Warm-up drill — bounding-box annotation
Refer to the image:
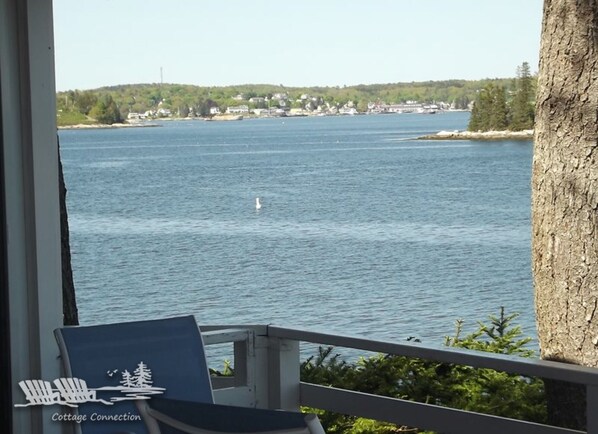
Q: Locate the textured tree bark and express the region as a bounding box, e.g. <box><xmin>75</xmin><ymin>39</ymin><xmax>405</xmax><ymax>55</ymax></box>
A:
<box><xmin>59</xmin><ymin>139</ymin><xmax>79</xmax><ymax>326</ymax></box>
<box><xmin>532</xmin><ymin>0</ymin><xmax>598</xmax><ymax>428</ymax></box>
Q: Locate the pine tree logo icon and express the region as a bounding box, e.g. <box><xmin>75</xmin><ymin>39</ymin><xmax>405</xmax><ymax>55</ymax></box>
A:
<box><xmin>109</xmin><ymin>361</ymin><xmax>164</xmax><ymax>402</ymax></box>
<box><xmin>132</xmin><ymin>362</ymin><xmax>153</xmax><ymax>388</ymax></box>
<box><xmin>119</xmin><ymin>370</ymin><xmax>135</xmax><ymax>388</ymax></box>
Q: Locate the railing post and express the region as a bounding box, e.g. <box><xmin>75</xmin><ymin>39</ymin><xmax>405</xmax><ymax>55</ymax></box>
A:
<box><xmin>252</xmin><ymin>335</ymin><xmax>271</xmax><ymax>409</ymax></box>
<box><xmin>205</xmin><ymin>328</ymin><xmax>259</xmax><ymax>407</ymax></box>
<box><xmin>267</xmin><ymin>337</ymin><xmax>301</xmax><ymax>411</ymax></box>
<box><xmin>233</xmin><ymin>335</ymin><xmax>250</xmax><ymax>389</ymax></box>
<box><xmin>588</xmin><ymin>385</ymin><xmax>598</xmax><ymax>434</ymax></box>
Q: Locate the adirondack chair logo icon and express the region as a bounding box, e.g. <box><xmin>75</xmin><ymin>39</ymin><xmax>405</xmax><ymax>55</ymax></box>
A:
<box><xmin>14</xmin><ymin>361</ymin><xmax>165</xmax><ymax>407</ymax></box>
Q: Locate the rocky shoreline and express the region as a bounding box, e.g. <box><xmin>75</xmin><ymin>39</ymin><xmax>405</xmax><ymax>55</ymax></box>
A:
<box><xmin>419</xmin><ymin>129</ymin><xmax>534</xmax><ymax>141</ymax></box>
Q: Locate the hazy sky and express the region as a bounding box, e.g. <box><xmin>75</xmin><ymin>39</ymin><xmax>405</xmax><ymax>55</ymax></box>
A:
<box><xmin>53</xmin><ymin>1</ymin><xmax>544</xmax><ymax>91</ymax></box>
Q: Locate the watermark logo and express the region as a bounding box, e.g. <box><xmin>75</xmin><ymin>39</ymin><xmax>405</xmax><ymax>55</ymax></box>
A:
<box><xmin>15</xmin><ymin>361</ymin><xmax>164</xmax><ymax>408</ymax></box>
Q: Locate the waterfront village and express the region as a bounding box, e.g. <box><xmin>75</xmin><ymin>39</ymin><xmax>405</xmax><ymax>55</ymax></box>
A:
<box><xmin>125</xmin><ymin>92</ymin><xmax>462</xmax><ymax>122</ymax></box>
<box><xmin>116</xmin><ymin>92</ymin><xmax>534</xmax><ymax>140</ymax></box>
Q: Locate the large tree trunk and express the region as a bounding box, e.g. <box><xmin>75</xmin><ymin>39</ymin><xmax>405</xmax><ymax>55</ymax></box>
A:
<box><xmin>532</xmin><ymin>0</ymin><xmax>598</xmax><ymax>428</ymax></box>
<box><xmin>59</xmin><ymin>138</ymin><xmax>79</xmax><ymax>326</ymax></box>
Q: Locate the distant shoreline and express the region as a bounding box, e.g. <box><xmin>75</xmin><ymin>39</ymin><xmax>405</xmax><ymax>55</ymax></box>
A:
<box><xmin>57</xmin><ymin>122</ymin><xmax>161</xmax><ymax>130</ymax></box>
<box><xmin>419</xmin><ymin>129</ymin><xmax>534</xmax><ymax>141</ymax></box>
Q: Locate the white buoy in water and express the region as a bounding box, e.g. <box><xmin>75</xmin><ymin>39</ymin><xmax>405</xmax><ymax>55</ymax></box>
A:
<box><xmin>255</xmin><ymin>197</ymin><xmax>262</xmax><ymax>210</ymax></box>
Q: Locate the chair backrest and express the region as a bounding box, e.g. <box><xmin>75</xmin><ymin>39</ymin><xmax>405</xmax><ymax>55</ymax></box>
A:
<box><xmin>54</xmin><ymin>315</ymin><xmax>214</xmax><ymax>434</ymax></box>
<box><xmin>16</xmin><ymin>380</ymin><xmax>61</xmax><ymax>406</ymax></box>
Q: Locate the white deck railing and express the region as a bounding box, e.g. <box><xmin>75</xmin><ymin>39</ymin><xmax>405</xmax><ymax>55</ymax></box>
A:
<box><xmin>200</xmin><ymin>325</ymin><xmax>598</xmax><ymax>434</ymax></box>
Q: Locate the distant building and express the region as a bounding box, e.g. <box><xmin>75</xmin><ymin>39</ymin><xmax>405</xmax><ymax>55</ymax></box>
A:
<box><xmin>210</xmin><ymin>107</ymin><xmax>221</xmax><ymax>115</ymax></box>
<box><xmin>157</xmin><ymin>108</ymin><xmax>172</xmax><ymax>117</ymax></box>
<box><xmin>226</xmin><ymin>105</ymin><xmax>249</xmax><ymax>114</ymax></box>
<box><xmin>127</xmin><ymin>112</ymin><xmax>146</xmax><ymax>120</ymax></box>
<box><xmin>366</xmin><ymin>101</ymin><xmax>446</xmax><ymax>114</ymax></box>
<box><xmin>339</xmin><ymin>107</ymin><xmax>358</xmax><ymax>115</ymax></box>
<box><xmin>387</xmin><ymin>103</ymin><xmax>423</xmax><ymax>113</ymax></box>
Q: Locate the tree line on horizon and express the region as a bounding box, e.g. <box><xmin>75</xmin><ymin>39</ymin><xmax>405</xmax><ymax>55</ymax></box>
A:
<box><xmin>55</xmin><ymin>70</ymin><xmax>536</xmax><ymax>126</ymax></box>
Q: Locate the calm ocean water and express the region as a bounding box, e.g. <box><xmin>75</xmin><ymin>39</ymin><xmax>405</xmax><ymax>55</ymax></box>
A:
<box><xmin>59</xmin><ymin>112</ymin><xmax>536</xmax><ymax>349</ymax></box>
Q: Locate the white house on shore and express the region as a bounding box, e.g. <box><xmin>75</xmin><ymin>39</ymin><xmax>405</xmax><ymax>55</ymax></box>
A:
<box><xmin>226</xmin><ymin>105</ymin><xmax>250</xmax><ymax>115</ymax></box>
<box><xmin>127</xmin><ymin>112</ymin><xmax>147</xmax><ymax>120</ymax></box>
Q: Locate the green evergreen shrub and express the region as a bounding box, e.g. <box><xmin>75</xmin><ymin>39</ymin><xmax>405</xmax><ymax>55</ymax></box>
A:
<box><xmin>210</xmin><ymin>309</ymin><xmax>545</xmax><ymax>433</ymax></box>
<box><xmin>300</xmin><ymin>308</ymin><xmax>546</xmax><ymax>433</ymax></box>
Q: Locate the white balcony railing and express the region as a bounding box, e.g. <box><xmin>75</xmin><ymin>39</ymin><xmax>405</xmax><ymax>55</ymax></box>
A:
<box><xmin>200</xmin><ymin>325</ymin><xmax>597</xmax><ymax>434</ymax></box>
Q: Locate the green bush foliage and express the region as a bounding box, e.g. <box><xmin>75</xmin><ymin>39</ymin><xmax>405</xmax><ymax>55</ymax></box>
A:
<box><xmin>300</xmin><ymin>308</ymin><xmax>546</xmax><ymax>433</ymax></box>
<box><xmin>56</xmin><ymin>109</ymin><xmax>94</xmax><ymax>126</ymax></box>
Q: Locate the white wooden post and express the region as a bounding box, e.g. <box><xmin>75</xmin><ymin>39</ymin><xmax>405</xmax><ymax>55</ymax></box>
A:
<box><xmin>267</xmin><ymin>337</ymin><xmax>300</xmax><ymax>411</ymax></box>
<box><xmin>252</xmin><ymin>335</ymin><xmax>271</xmax><ymax>409</ymax></box>
<box><xmin>1</xmin><ymin>0</ymin><xmax>62</xmax><ymax>432</ymax></box>
<box><xmin>206</xmin><ymin>328</ymin><xmax>259</xmax><ymax>408</ymax></box>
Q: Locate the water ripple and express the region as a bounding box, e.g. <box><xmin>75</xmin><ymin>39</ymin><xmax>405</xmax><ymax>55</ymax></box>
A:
<box><xmin>70</xmin><ymin>214</ymin><xmax>528</xmax><ymax>247</ymax></box>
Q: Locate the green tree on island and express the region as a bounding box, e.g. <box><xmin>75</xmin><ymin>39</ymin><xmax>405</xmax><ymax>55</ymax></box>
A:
<box><xmin>468</xmin><ymin>62</ymin><xmax>535</xmax><ymax>132</ymax></box>
<box><xmin>89</xmin><ymin>93</ymin><xmax>123</xmax><ymax>124</ymax></box>
<box><xmin>73</xmin><ymin>90</ymin><xmax>98</xmax><ymax>115</ymax></box>
<box><xmin>468</xmin><ymin>83</ymin><xmax>508</xmax><ymax>131</ymax></box>
<box><xmin>510</xmin><ymin>61</ymin><xmax>535</xmax><ymax>130</ymax></box>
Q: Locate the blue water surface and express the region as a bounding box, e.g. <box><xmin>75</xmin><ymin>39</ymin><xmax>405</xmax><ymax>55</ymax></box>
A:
<box><xmin>59</xmin><ymin>112</ymin><xmax>535</xmax><ymax>349</ymax></box>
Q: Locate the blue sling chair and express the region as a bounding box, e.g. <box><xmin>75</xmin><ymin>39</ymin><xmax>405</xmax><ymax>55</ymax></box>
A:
<box><xmin>54</xmin><ymin>315</ymin><xmax>325</xmax><ymax>434</ymax></box>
